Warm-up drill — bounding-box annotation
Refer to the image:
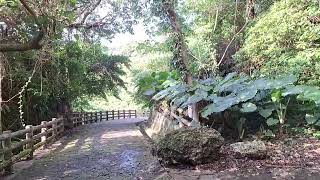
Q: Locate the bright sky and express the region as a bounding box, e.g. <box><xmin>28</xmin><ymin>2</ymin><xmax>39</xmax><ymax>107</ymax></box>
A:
<box><xmin>101</xmin><ymin>23</ymin><xmax>149</xmax><ymax>53</ymax></box>
<box><xmin>96</xmin><ymin>2</ymin><xmax>149</xmax><ymax>53</ymax></box>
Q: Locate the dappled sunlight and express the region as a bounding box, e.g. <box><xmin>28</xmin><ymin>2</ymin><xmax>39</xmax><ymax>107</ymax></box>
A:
<box><xmin>60</xmin><ymin>139</ymin><xmax>79</xmax><ymax>152</ymax></box>
<box><xmin>80</xmin><ymin>137</ymin><xmax>93</xmax><ymax>151</ymax></box>
<box><xmin>35</xmin><ymin>177</ymin><xmax>49</xmax><ymax>180</ymax></box>
<box><xmin>100</xmin><ymin>130</ymin><xmax>142</xmax><ymax>139</ymax></box>
<box><xmin>312</xmin><ymin>148</ymin><xmax>320</xmax><ymax>155</ymax></box>
<box><xmin>63</xmin><ymin>169</ymin><xmax>80</xmax><ymax>176</ymax></box>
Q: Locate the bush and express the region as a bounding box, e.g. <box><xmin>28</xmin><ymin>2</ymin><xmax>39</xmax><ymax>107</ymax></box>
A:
<box><xmin>236</xmin><ymin>0</ymin><xmax>320</xmax><ymax>85</ymax></box>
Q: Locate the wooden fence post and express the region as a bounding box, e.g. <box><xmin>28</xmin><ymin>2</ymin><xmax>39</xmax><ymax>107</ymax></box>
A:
<box><xmin>3</xmin><ymin>130</ymin><xmax>12</xmax><ymax>174</ymax></box>
<box><xmin>117</xmin><ymin>110</ymin><xmax>120</xmax><ymax>119</ymax></box>
<box><xmin>135</xmin><ymin>110</ymin><xmax>137</xmax><ymax>118</ymax></box>
<box><xmin>100</xmin><ymin>111</ymin><xmax>103</xmax><ymax>122</ymax></box>
<box><xmin>106</xmin><ymin>111</ymin><xmax>108</xmax><ymax>121</ymax></box>
<box><xmin>25</xmin><ymin>125</ymin><xmax>34</xmax><ymax>160</ymax></box>
<box><xmin>73</xmin><ymin>114</ymin><xmax>77</xmax><ymax>127</ymax></box>
<box><xmin>52</xmin><ymin>118</ymin><xmax>58</xmax><ymax>139</ymax></box>
<box><xmin>71</xmin><ymin>113</ymin><xmax>75</xmax><ymax>127</ymax></box>
<box><xmin>61</xmin><ymin>118</ymin><xmax>65</xmax><ymax>133</ymax></box>
<box><xmin>82</xmin><ymin>112</ymin><xmax>86</xmax><ymax>125</ymax></box>
<box><xmin>123</xmin><ymin>110</ymin><xmax>125</xmax><ymax>119</ymax></box>
<box><xmin>90</xmin><ymin>112</ymin><xmax>93</xmax><ymax>123</ymax></box>
<box><xmin>95</xmin><ymin>112</ymin><xmax>98</xmax><ymax>122</ymax></box>
<box><xmin>112</xmin><ymin>110</ymin><xmax>114</xmax><ymax>120</ymax></box>
<box><xmin>41</xmin><ymin>121</ymin><xmax>47</xmax><ymax>149</ymax></box>
<box><xmin>75</xmin><ymin>113</ymin><xmax>78</xmax><ymax>126</ymax></box>
<box><xmin>79</xmin><ymin>113</ymin><xmax>82</xmax><ymax>126</ymax></box>
<box><xmin>86</xmin><ymin>112</ymin><xmax>89</xmax><ymax>124</ymax></box>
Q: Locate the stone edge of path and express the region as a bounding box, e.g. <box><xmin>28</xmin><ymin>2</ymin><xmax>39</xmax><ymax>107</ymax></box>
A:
<box><xmin>135</xmin><ymin>121</ymin><xmax>175</xmax><ymax>180</ymax></box>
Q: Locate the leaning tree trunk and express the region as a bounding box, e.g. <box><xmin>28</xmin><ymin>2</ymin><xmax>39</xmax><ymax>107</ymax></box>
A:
<box><xmin>0</xmin><ymin>53</ymin><xmax>3</xmax><ymax>133</ymax></box>
<box><xmin>247</xmin><ymin>0</ymin><xmax>255</xmax><ymax>20</ymax></box>
<box><xmin>0</xmin><ymin>53</ymin><xmax>3</xmax><ymax>162</ymax></box>
<box><xmin>163</xmin><ymin>1</ymin><xmax>200</xmax><ymax>124</ymax></box>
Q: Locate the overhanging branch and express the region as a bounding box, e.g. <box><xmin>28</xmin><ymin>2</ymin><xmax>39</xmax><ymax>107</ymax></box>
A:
<box><xmin>0</xmin><ymin>0</ymin><xmax>44</xmax><ymax>52</ymax></box>
<box><xmin>0</xmin><ymin>31</ymin><xmax>44</xmax><ymax>52</ymax></box>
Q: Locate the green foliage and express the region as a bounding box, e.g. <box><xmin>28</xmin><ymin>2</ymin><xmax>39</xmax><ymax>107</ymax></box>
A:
<box><xmin>133</xmin><ymin>71</ymin><xmax>179</xmax><ymax>107</ymax></box>
<box><xmin>2</xmin><ymin>41</ymin><xmax>129</xmax><ymax>129</ymax></box>
<box><xmin>236</xmin><ymin>0</ymin><xmax>320</xmax><ymax>85</ymax></box>
<box><xmin>153</xmin><ymin>73</ymin><xmax>320</xmax><ymax>135</ymax></box>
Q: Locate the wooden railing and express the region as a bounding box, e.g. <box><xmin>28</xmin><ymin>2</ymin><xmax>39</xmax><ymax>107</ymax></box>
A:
<box><xmin>161</xmin><ymin>108</ymin><xmax>191</xmax><ymax>127</ymax></box>
<box><xmin>70</xmin><ymin>110</ymin><xmax>137</xmax><ymax>126</ymax></box>
<box><xmin>0</xmin><ymin>110</ymin><xmax>137</xmax><ymax>175</ymax></box>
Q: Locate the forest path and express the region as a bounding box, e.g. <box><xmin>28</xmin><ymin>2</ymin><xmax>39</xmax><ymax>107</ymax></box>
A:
<box><xmin>6</xmin><ymin>118</ymin><xmax>164</xmax><ymax>180</ymax></box>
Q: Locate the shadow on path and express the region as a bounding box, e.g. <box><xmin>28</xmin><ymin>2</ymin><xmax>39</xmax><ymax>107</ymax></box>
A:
<box><xmin>5</xmin><ymin>118</ymin><xmax>164</xmax><ymax>180</ymax></box>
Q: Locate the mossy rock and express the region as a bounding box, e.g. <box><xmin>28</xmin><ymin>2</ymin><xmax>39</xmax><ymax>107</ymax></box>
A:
<box><xmin>155</xmin><ymin>127</ymin><xmax>224</xmax><ymax>165</ymax></box>
<box><xmin>230</xmin><ymin>140</ymin><xmax>267</xmax><ymax>159</ymax></box>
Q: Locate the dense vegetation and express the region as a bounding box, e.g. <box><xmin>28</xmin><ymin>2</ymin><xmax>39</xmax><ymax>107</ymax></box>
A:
<box><xmin>0</xmin><ymin>0</ymin><xmax>141</xmax><ymax>131</ymax></box>
<box><xmin>1</xmin><ymin>0</ymin><xmax>320</xmax><ymax>141</ymax></box>
<box><xmin>132</xmin><ymin>0</ymin><xmax>320</xmax><ymax>139</ymax></box>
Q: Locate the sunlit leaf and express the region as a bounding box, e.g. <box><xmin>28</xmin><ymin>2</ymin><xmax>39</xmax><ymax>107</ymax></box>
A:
<box><xmin>240</xmin><ymin>102</ymin><xmax>257</xmax><ymax>112</ymax></box>
<box><xmin>259</xmin><ymin>108</ymin><xmax>274</xmax><ymax>118</ymax></box>
<box><xmin>267</xmin><ymin>118</ymin><xmax>279</xmax><ymax>126</ymax></box>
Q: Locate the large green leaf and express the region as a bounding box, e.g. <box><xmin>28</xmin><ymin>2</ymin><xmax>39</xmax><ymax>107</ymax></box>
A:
<box><xmin>172</xmin><ymin>94</ymin><xmax>189</xmax><ymax>107</ymax></box>
<box><xmin>269</xmin><ymin>75</ymin><xmax>297</xmax><ymax>89</ymax></box>
<box><xmin>182</xmin><ymin>89</ymin><xmax>208</xmax><ymax>107</ymax></box>
<box><xmin>301</xmin><ymin>91</ymin><xmax>320</xmax><ymax>105</ymax></box>
<box><xmin>189</xmin><ymin>83</ymin><xmax>212</xmax><ymax>92</ymax></box>
<box><xmin>201</xmin><ymin>95</ymin><xmax>238</xmax><ymax>117</ymax></box>
<box><xmin>266</xmin><ymin>118</ymin><xmax>279</xmax><ymax>126</ymax></box>
<box><xmin>271</xmin><ymin>90</ymin><xmax>281</xmax><ymax>102</ymax></box>
<box><xmin>305</xmin><ymin>114</ymin><xmax>319</xmax><ymax>125</ymax></box>
<box><xmin>250</xmin><ymin>78</ymin><xmax>269</xmax><ymax>90</ymax></box>
<box><xmin>282</xmin><ymin>85</ymin><xmax>319</xmax><ymax>97</ymax></box>
<box><xmin>143</xmin><ymin>89</ymin><xmax>156</xmax><ymax>96</ymax></box>
<box><xmin>152</xmin><ymin>89</ymin><xmax>169</xmax><ymax>100</ymax></box>
<box><xmin>216</xmin><ymin>76</ymin><xmax>248</xmax><ymax>93</ymax></box>
<box><xmin>236</xmin><ymin>88</ymin><xmax>258</xmax><ymax>102</ymax></box>
<box><xmin>259</xmin><ymin>108</ymin><xmax>274</xmax><ymax>118</ymax></box>
<box><xmin>240</xmin><ymin>102</ymin><xmax>257</xmax><ymax>113</ymax></box>
<box><xmin>153</xmin><ymin>84</ymin><xmax>187</xmax><ymax>101</ymax></box>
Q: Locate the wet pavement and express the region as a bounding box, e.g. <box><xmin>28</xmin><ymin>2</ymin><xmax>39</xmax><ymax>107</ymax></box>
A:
<box><xmin>7</xmin><ymin>118</ymin><xmax>164</xmax><ymax>180</ymax></box>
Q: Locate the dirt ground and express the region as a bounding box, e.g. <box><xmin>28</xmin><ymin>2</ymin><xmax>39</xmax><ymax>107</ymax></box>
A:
<box><xmin>3</xmin><ymin>118</ymin><xmax>320</xmax><ymax>180</ymax></box>
<box><xmin>3</xmin><ymin>118</ymin><xmax>165</xmax><ymax>180</ymax></box>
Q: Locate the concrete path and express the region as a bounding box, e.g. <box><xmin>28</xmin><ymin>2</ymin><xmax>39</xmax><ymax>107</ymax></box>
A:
<box><xmin>6</xmin><ymin>118</ymin><xmax>164</xmax><ymax>180</ymax></box>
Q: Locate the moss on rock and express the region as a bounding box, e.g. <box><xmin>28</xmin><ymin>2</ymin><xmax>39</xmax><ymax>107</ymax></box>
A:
<box><xmin>155</xmin><ymin>127</ymin><xmax>224</xmax><ymax>165</ymax></box>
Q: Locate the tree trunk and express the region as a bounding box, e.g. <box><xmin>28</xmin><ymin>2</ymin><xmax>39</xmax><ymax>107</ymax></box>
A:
<box><xmin>0</xmin><ymin>53</ymin><xmax>3</xmax><ymax>162</ymax></box>
<box><xmin>247</xmin><ymin>0</ymin><xmax>255</xmax><ymax>20</ymax></box>
<box><xmin>0</xmin><ymin>53</ymin><xmax>3</xmax><ymax>133</ymax></box>
<box><xmin>163</xmin><ymin>1</ymin><xmax>200</xmax><ymax>124</ymax></box>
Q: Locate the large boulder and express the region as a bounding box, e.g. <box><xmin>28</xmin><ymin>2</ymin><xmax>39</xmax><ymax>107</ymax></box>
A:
<box><xmin>230</xmin><ymin>140</ymin><xmax>267</xmax><ymax>159</ymax></box>
<box><xmin>155</xmin><ymin>127</ymin><xmax>224</xmax><ymax>165</ymax></box>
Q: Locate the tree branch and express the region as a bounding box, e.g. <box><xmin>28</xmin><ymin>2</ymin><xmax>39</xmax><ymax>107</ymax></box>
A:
<box><xmin>68</xmin><ymin>21</ymin><xmax>111</xmax><ymax>29</ymax></box>
<box><xmin>80</xmin><ymin>0</ymin><xmax>102</xmax><ymax>24</ymax></box>
<box><xmin>0</xmin><ymin>31</ymin><xmax>44</xmax><ymax>52</ymax></box>
<box><xmin>0</xmin><ymin>0</ymin><xmax>44</xmax><ymax>52</ymax></box>
<box><xmin>217</xmin><ymin>21</ymin><xmax>248</xmax><ymax>67</ymax></box>
<box><xmin>310</xmin><ymin>16</ymin><xmax>320</xmax><ymax>24</ymax></box>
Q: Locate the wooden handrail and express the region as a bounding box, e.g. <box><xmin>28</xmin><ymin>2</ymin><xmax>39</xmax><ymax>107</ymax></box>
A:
<box><xmin>161</xmin><ymin>108</ymin><xmax>191</xmax><ymax>127</ymax></box>
<box><xmin>0</xmin><ymin>109</ymin><xmax>138</xmax><ymax>174</ymax></box>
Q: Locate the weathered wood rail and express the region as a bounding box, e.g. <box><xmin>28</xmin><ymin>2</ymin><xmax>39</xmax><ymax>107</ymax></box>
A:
<box><xmin>160</xmin><ymin>108</ymin><xmax>191</xmax><ymax>127</ymax></box>
<box><xmin>0</xmin><ymin>110</ymin><xmax>137</xmax><ymax>175</ymax></box>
